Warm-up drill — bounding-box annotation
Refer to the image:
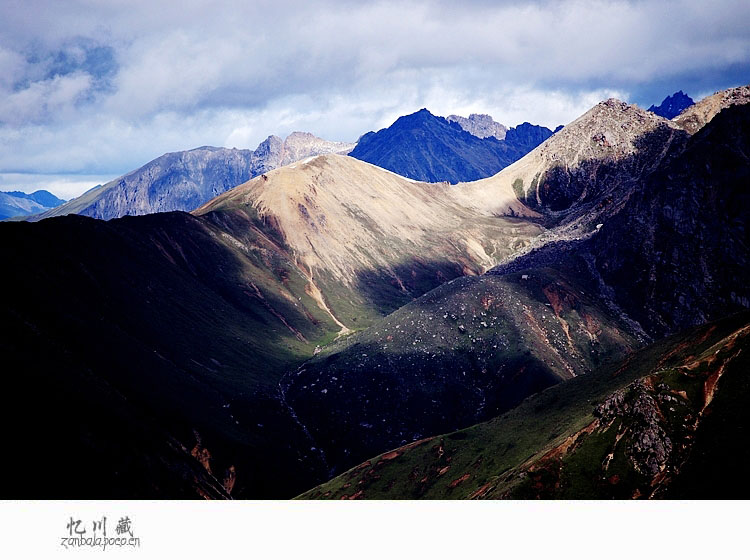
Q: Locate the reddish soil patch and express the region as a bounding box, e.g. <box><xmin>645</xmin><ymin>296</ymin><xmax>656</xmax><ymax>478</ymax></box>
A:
<box><xmin>381</xmin><ymin>451</ymin><xmax>401</xmax><ymax>461</ymax></box>
<box><xmin>468</xmin><ymin>483</ymin><xmax>493</xmax><ymax>499</ymax></box>
<box><xmin>542</xmin><ymin>283</ymin><xmax>578</xmax><ymax>316</ymax></box>
<box><xmin>403</xmin><ymin>437</ymin><xmax>434</xmax><ymax>451</ymax></box>
<box><xmin>448</xmin><ymin>473</ymin><xmax>471</xmax><ymax>489</ymax></box>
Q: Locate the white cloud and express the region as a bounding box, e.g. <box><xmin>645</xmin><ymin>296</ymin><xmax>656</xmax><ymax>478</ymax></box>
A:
<box><xmin>0</xmin><ymin>0</ymin><xmax>748</xmax><ymax>186</ymax></box>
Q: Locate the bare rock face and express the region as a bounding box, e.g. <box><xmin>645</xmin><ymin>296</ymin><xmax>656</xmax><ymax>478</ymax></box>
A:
<box><xmin>280</xmin><ymin>131</ymin><xmax>354</xmax><ymax>165</ymax></box>
<box><xmin>446</xmin><ymin>113</ymin><xmax>508</xmax><ymax>140</ymax></box>
<box><xmin>595</xmin><ymin>380</ymin><xmax>672</xmax><ymax>477</ymax></box>
<box><xmin>33</xmin><ymin>133</ymin><xmax>355</xmax><ymax>221</ymax></box>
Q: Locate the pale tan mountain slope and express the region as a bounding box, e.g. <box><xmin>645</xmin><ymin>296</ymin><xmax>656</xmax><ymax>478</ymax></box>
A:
<box><xmin>452</xmin><ymin>99</ymin><xmax>682</xmax><ymax>217</ymax></box>
<box><xmin>444</xmin><ymin>100</ymin><xmax>692</xmax><ymax>271</ymax></box>
<box><xmin>195</xmin><ymin>154</ymin><xmax>541</xmax><ymax>288</ymax></box>
<box><xmin>674</xmin><ymin>84</ymin><xmax>750</xmax><ymax>134</ymax></box>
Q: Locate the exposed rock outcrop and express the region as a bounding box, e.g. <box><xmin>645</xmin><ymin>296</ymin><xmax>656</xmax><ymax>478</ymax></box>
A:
<box><xmin>446</xmin><ymin>113</ymin><xmax>507</xmax><ymax>140</ymax></box>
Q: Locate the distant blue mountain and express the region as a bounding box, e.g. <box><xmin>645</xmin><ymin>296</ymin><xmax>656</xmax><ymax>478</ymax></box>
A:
<box><xmin>349</xmin><ymin>109</ymin><xmax>554</xmax><ymax>183</ymax></box>
<box><xmin>0</xmin><ymin>190</ymin><xmax>66</xmax><ymax>220</ymax></box>
<box><xmin>6</xmin><ymin>190</ymin><xmax>66</xmax><ymax>208</ymax></box>
<box><xmin>648</xmin><ymin>90</ymin><xmax>695</xmax><ymax>119</ymax></box>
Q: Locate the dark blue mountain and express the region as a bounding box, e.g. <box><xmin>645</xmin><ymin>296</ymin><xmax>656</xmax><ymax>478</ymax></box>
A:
<box><xmin>504</xmin><ymin>122</ymin><xmax>555</xmax><ymax>152</ymax></box>
<box><xmin>648</xmin><ymin>90</ymin><xmax>695</xmax><ymax>119</ymax></box>
<box><xmin>349</xmin><ymin>109</ymin><xmax>553</xmax><ymax>183</ymax></box>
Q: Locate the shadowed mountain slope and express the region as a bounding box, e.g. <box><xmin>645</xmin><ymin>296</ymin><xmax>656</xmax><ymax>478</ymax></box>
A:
<box><xmin>0</xmin><ymin>211</ymin><xmax>350</xmax><ymax>498</ymax></box>
<box><xmin>673</xmin><ymin>84</ymin><xmax>750</xmax><ymax>134</ymax></box>
<box><xmin>491</xmin><ymin>102</ymin><xmax>750</xmax><ymax>339</ymax></box>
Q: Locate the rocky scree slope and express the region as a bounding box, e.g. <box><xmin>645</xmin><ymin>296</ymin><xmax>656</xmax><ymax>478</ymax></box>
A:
<box><xmin>282</xmin><ymin>268</ymin><xmax>638</xmax><ymax>475</ymax></box>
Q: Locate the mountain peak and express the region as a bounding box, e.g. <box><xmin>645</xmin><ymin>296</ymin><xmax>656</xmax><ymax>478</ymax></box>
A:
<box><xmin>648</xmin><ymin>90</ymin><xmax>695</xmax><ymax>119</ymax></box>
<box><xmin>350</xmin><ymin>109</ymin><xmax>551</xmax><ymax>183</ymax></box>
<box><xmin>446</xmin><ymin>113</ymin><xmax>507</xmax><ymax>140</ymax></box>
<box><xmin>674</xmin><ymin>84</ymin><xmax>750</xmax><ymax>134</ymax></box>
<box><xmin>398</xmin><ymin>108</ymin><xmax>435</xmax><ymax>122</ymax></box>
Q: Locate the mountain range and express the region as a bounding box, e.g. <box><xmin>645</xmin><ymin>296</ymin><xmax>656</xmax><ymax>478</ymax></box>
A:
<box><xmin>31</xmin><ymin>132</ymin><xmax>354</xmax><ymax>222</ymax></box>
<box><xmin>277</xmin><ymin>92</ymin><xmax>750</xmax><ymax>478</ymax></box>
<box><xmin>1</xmin><ymin>85</ymin><xmax>748</xmax><ymax>500</ymax></box>
<box><xmin>0</xmin><ymin>190</ymin><xmax>65</xmax><ymax>220</ymax></box>
<box><xmin>349</xmin><ymin>109</ymin><xmax>555</xmax><ymax>183</ymax></box>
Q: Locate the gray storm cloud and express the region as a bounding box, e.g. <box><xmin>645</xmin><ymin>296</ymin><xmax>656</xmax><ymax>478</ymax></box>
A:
<box><xmin>0</xmin><ymin>0</ymin><xmax>748</xmax><ymax>195</ymax></box>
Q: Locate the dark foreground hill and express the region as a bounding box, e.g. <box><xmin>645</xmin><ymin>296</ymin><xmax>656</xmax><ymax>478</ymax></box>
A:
<box><xmin>300</xmin><ymin>312</ymin><xmax>750</xmax><ymax>499</ymax></box>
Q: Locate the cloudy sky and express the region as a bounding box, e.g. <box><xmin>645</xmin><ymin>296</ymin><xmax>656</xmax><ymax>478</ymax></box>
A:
<box><xmin>1</xmin><ymin>0</ymin><xmax>748</xmax><ymax>199</ymax></box>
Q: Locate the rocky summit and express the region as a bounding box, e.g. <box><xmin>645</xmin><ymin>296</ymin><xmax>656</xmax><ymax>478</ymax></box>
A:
<box><xmin>446</xmin><ymin>113</ymin><xmax>508</xmax><ymax>140</ymax></box>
